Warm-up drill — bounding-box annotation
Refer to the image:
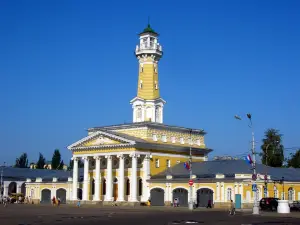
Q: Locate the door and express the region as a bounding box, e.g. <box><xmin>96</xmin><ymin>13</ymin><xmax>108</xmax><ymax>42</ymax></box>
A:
<box><xmin>172</xmin><ymin>188</ymin><xmax>188</xmax><ymax>207</ymax></box>
<box><xmin>150</xmin><ymin>188</ymin><xmax>164</xmax><ymax>206</ymax></box>
<box><xmin>41</xmin><ymin>189</ymin><xmax>51</xmax><ymax>204</ymax></box>
<box><xmin>56</xmin><ymin>188</ymin><xmax>67</xmax><ymax>204</ymax></box>
<box><xmin>197</xmin><ymin>188</ymin><xmax>213</xmax><ymax>207</ymax></box>
<box><xmin>113</xmin><ymin>183</ymin><xmax>118</xmax><ymax>201</ymax></box>
<box><xmin>235</xmin><ymin>194</ymin><xmax>241</xmax><ymax>209</ymax></box>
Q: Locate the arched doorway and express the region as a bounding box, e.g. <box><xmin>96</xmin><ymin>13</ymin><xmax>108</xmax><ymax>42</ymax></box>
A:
<box><xmin>113</xmin><ymin>178</ymin><xmax>118</xmax><ymax>201</ymax></box>
<box><xmin>150</xmin><ymin>188</ymin><xmax>164</xmax><ymax>206</ymax></box>
<box><xmin>41</xmin><ymin>189</ymin><xmax>51</xmax><ymax>204</ymax></box>
<box><xmin>197</xmin><ymin>188</ymin><xmax>213</xmax><ymax>207</ymax></box>
<box><xmin>77</xmin><ymin>188</ymin><xmax>82</xmax><ymax>200</ymax></box>
<box><xmin>56</xmin><ymin>188</ymin><xmax>67</xmax><ymax>204</ymax></box>
<box><xmin>21</xmin><ymin>183</ymin><xmax>26</xmax><ymax>195</ymax></box>
<box><xmin>172</xmin><ymin>188</ymin><xmax>188</xmax><ymax>207</ymax></box>
<box><xmin>8</xmin><ymin>182</ymin><xmax>17</xmax><ymax>195</ymax></box>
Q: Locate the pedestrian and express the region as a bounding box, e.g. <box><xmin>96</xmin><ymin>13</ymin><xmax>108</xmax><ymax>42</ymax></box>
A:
<box><xmin>57</xmin><ymin>197</ymin><xmax>61</xmax><ymax>206</ymax></box>
<box><xmin>52</xmin><ymin>196</ymin><xmax>56</xmax><ymax>206</ymax></box>
<box><xmin>77</xmin><ymin>199</ymin><xmax>81</xmax><ymax>208</ymax></box>
<box><xmin>229</xmin><ymin>200</ymin><xmax>235</xmax><ymax>215</ymax></box>
<box><xmin>206</xmin><ymin>199</ymin><xmax>212</xmax><ymax>208</ymax></box>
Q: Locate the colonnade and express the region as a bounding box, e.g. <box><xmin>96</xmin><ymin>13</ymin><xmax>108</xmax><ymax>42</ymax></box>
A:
<box><xmin>72</xmin><ymin>153</ymin><xmax>151</xmax><ymax>202</ymax></box>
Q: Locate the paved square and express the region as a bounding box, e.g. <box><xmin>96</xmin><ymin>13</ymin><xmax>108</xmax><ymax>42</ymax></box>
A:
<box><xmin>0</xmin><ymin>204</ymin><xmax>299</xmax><ymax>225</ymax></box>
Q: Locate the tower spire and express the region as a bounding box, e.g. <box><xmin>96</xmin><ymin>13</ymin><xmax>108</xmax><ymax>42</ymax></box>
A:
<box><xmin>130</xmin><ymin>24</ymin><xmax>166</xmax><ymax>123</ymax></box>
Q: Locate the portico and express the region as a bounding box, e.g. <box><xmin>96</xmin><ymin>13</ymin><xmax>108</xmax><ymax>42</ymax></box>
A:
<box><xmin>71</xmin><ymin>152</ymin><xmax>150</xmax><ymax>204</ymax></box>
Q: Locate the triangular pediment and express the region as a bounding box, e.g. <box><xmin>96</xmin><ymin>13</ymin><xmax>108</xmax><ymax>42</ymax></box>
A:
<box><xmin>67</xmin><ymin>130</ymin><xmax>136</xmax><ymax>150</ymax></box>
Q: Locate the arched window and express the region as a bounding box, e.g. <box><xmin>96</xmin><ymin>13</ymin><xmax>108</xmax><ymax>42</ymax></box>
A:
<box><xmin>126</xmin><ymin>179</ymin><xmax>130</xmax><ymax>195</ymax></box>
<box><xmin>227</xmin><ymin>188</ymin><xmax>232</xmax><ymax>201</ymax></box>
<box><xmin>288</xmin><ymin>188</ymin><xmax>294</xmax><ymax>201</ymax></box>
<box><xmin>138</xmin><ymin>179</ymin><xmax>143</xmax><ymax>196</ymax></box>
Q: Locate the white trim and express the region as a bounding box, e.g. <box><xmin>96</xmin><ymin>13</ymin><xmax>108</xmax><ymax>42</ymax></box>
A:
<box><xmin>150</xmin><ymin>186</ymin><xmax>165</xmax><ymax>191</ymax></box>
<box><xmin>172</xmin><ymin>186</ymin><xmax>189</xmax><ymax>192</ymax></box>
<box><xmin>67</xmin><ymin>130</ymin><xmax>136</xmax><ymax>150</ymax></box>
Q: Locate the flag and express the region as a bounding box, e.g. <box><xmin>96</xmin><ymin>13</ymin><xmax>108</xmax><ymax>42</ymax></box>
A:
<box><xmin>244</xmin><ymin>154</ymin><xmax>253</xmax><ymax>165</ymax></box>
<box><xmin>184</xmin><ymin>162</ymin><xmax>190</xmax><ymax>170</ymax></box>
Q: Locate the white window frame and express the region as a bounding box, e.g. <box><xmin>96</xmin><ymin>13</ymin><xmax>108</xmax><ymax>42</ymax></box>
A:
<box><xmin>196</xmin><ymin>139</ymin><xmax>201</xmax><ymax>146</ymax></box>
<box><xmin>180</xmin><ymin>137</ymin><xmax>184</xmax><ymax>144</ymax></box>
<box><xmin>166</xmin><ymin>159</ymin><xmax>171</xmax><ymax>168</ymax></box>
<box><xmin>155</xmin><ymin>159</ymin><xmax>160</xmax><ymax>168</ymax></box>
<box><xmin>161</xmin><ymin>135</ymin><xmax>167</xmax><ymax>142</ymax></box>
<box><xmin>171</xmin><ymin>136</ymin><xmax>176</xmax><ymax>143</ymax></box>
<box><xmin>152</xmin><ymin>134</ymin><xmax>157</xmax><ymax>141</ymax></box>
<box><xmin>227</xmin><ymin>188</ymin><xmax>232</xmax><ymax>201</ymax></box>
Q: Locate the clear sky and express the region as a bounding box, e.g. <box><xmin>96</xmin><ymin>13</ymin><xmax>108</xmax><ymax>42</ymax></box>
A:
<box><xmin>0</xmin><ymin>0</ymin><xmax>299</xmax><ymax>165</ymax></box>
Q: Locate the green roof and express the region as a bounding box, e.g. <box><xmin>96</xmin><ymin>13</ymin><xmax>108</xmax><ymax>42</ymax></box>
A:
<box><xmin>139</xmin><ymin>24</ymin><xmax>158</xmax><ymax>35</ymax></box>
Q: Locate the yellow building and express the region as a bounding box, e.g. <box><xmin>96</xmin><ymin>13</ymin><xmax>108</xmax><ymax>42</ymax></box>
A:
<box><xmin>25</xmin><ymin>24</ymin><xmax>300</xmax><ymax>208</ymax></box>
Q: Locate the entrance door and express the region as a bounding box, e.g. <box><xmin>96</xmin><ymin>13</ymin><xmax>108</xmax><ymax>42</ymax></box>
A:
<box><xmin>113</xmin><ymin>183</ymin><xmax>118</xmax><ymax>201</ymax></box>
<box><xmin>56</xmin><ymin>188</ymin><xmax>67</xmax><ymax>204</ymax></box>
<box><xmin>235</xmin><ymin>194</ymin><xmax>241</xmax><ymax>209</ymax></box>
<box><xmin>41</xmin><ymin>189</ymin><xmax>51</xmax><ymax>204</ymax></box>
<box><xmin>150</xmin><ymin>188</ymin><xmax>164</xmax><ymax>206</ymax></box>
<box><xmin>197</xmin><ymin>188</ymin><xmax>213</xmax><ymax>207</ymax></box>
<box><xmin>172</xmin><ymin>188</ymin><xmax>188</xmax><ymax>207</ymax></box>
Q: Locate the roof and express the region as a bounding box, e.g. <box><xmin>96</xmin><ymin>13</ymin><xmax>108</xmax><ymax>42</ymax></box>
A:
<box><xmin>139</xmin><ymin>24</ymin><xmax>158</xmax><ymax>36</ymax></box>
<box><xmin>1</xmin><ymin>167</ymin><xmax>83</xmax><ymax>182</ymax></box>
<box><xmin>151</xmin><ymin>160</ymin><xmax>300</xmax><ymax>182</ymax></box>
<box><xmin>89</xmin><ymin>122</ymin><xmax>206</xmax><ymax>135</ymax></box>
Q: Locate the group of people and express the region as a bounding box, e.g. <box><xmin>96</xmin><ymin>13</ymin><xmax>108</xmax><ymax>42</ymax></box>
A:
<box><xmin>52</xmin><ymin>196</ymin><xmax>61</xmax><ymax>206</ymax></box>
<box><xmin>0</xmin><ymin>196</ymin><xmax>9</xmax><ymax>207</ymax></box>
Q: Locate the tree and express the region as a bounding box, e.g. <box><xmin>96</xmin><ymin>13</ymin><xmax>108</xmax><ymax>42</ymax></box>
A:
<box><xmin>36</xmin><ymin>153</ymin><xmax>46</xmax><ymax>169</ymax></box>
<box><xmin>14</xmin><ymin>153</ymin><xmax>29</xmax><ymax>168</ymax></box>
<box><xmin>68</xmin><ymin>159</ymin><xmax>84</xmax><ymax>170</ymax></box>
<box><xmin>51</xmin><ymin>149</ymin><xmax>63</xmax><ymax>170</ymax></box>
<box><xmin>287</xmin><ymin>149</ymin><xmax>300</xmax><ymax>168</ymax></box>
<box><xmin>261</xmin><ymin>128</ymin><xmax>284</xmax><ymax>167</ymax></box>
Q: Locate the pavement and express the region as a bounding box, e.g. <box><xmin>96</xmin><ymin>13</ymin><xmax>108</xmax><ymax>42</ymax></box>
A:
<box><xmin>0</xmin><ymin>204</ymin><xmax>300</xmax><ymax>225</ymax></box>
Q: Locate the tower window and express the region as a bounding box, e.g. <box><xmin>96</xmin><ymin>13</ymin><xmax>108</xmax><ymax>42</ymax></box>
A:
<box><xmin>155</xmin><ymin>159</ymin><xmax>160</xmax><ymax>168</ymax></box>
<box><xmin>188</xmin><ymin>138</ymin><xmax>193</xmax><ymax>145</ymax></box>
<box><xmin>155</xmin><ymin>81</ymin><xmax>158</xmax><ymax>90</ymax></box>
<box><xmin>141</xmin><ymin>65</ymin><xmax>143</xmax><ymax>73</ymax></box>
<box><xmin>161</xmin><ymin>135</ymin><xmax>167</xmax><ymax>142</ymax></box>
<box><xmin>196</xmin><ymin>139</ymin><xmax>201</xmax><ymax>146</ymax></box>
<box><xmin>140</xmin><ymin>80</ymin><xmax>143</xmax><ymax>89</ymax></box>
<box><xmin>180</xmin><ymin>137</ymin><xmax>184</xmax><ymax>144</ymax></box>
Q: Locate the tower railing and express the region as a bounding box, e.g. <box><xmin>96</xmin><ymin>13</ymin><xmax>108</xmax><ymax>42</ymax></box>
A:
<box><xmin>136</xmin><ymin>42</ymin><xmax>162</xmax><ymax>52</ymax></box>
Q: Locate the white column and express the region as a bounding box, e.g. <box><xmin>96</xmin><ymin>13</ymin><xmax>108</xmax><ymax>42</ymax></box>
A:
<box><xmin>105</xmin><ymin>155</ymin><xmax>113</xmax><ymax>201</ymax></box>
<box><xmin>117</xmin><ymin>154</ymin><xmax>125</xmax><ymax>201</ymax></box>
<box><xmin>216</xmin><ymin>182</ymin><xmax>220</xmax><ymax>201</ymax></box>
<box><xmin>133</xmin><ymin>107</ymin><xmax>136</xmax><ymax>123</ymax></box>
<box><xmin>141</xmin><ymin>154</ymin><xmax>151</xmax><ymax>201</ymax></box>
<box><xmin>130</xmin><ymin>153</ymin><xmax>139</xmax><ymax>202</ymax></box>
<box><xmin>93</xmin><ymin>156</ymin><xmax>101</xmax><ymax>201</ymax></box>
<box><xmin>72</xmin><ymin>157</ymin><xmax>79</xmax><ymax>200</ymax></box>
<box><xmin>82</xmin><ymin>157</ymin><xmax>90</xmax><ymax>201</ymax></box>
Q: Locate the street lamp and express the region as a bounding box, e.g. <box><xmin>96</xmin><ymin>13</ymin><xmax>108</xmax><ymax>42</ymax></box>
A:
<box><xmin>234</xmin><ymin>113</ymin><xmax>259</xmax><ymax>215</ymax></box>
<box><xmin>188</xmin><ymin>129</ymin><xmax>194</xmax><ymax>211</ymax></box>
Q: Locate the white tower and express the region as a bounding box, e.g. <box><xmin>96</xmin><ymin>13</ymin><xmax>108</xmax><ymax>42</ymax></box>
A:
<box><xmin>130</xmin><ymin>24</ymin><xmax>166</xmax><ymax>123</ymax></box>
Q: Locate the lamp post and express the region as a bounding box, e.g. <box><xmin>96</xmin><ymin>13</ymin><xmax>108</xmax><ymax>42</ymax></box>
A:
<box><xmin>234</xmin><ymin>113</ymin><xmax>259</xmax><ymax>215</ymax></box>
<box><xmin>188</xmin><ymin>129</ymin><xmax>194</xmax><ymax>210</ymax></box>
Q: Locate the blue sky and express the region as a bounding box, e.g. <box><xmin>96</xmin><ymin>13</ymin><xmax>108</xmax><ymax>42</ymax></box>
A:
<box><xmin>0</xmin><ymin>0</ymin><xmax>299</xmax><ymax>165</ymax></box>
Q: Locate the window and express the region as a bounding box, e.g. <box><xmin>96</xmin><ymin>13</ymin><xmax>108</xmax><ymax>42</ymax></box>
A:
<box><xmin>155</xmin><ymin>159</ymin><xmax>160</xmax><ymax>168</ymax></box>
<box><xmin>152</xmin><ymin>134</ymin><xmax>157</xmax><ymax>141</ymax></box>
<box><xmin>162</xmin><ymin>135</ymin><xmax>167</xmax><ymax>142</ymax></box>
<box><xmin>196</xmin><ymin>139</ymin><xmax>201</xmax><ymax>146</ymax></box>
<box><xmin>180</xmin><ymin>137</ymin><xmax>184</xmax><ymax>144</ymax></box>
<box><xmin>274</xmin><ymin>190</ymin><xmax>278</xmax><ymax>198</ymax></box>
<box><xmin>155</xmin><ymin>81</ymin><xmax>158</xmax><ymax>89</ymax></box>
<box><xmin>166</xmin><ymin>159</ymin><xmax>171</xmax><ymax>168</ymax></box>
<box><xmin>288</xmin><ymin>188</ymin><xmax>294</xmax><ymax>201</ymax></box>
<box><xmin>140</xmin><ymin>80</ymin><xmax>143</xmax><ymax>89</ymax></box>
<box><xmin>227</xmin><ymin>188</ymin><xmax>232</xmax><ymax>201</ymax></box>
<box><xmin>171</xmin><ymin>137</ymin><xmax>176</xmax><ymax>143</ymax></box>
<box><xmin>188</xmin><ymin>138</ymin><xmax>193</xmax><ymax>145</ymax></box>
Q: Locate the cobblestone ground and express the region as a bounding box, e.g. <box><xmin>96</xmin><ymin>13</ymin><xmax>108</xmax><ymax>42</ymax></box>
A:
<box><xmin>0</xmin><ymin>204</ymin><xmax>299</xmax><ymax>225</ymax></box>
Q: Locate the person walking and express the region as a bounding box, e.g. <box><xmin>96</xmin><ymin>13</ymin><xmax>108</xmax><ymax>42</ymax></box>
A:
<box><xmin>229</xmin><ymin>200</ymin><xmax>235</xmax><ymax>215</ymax></box>
<box><xmin>206</xmin><ymin>199</ymin><xmax>212</xmax><ymax>208</ymax></box>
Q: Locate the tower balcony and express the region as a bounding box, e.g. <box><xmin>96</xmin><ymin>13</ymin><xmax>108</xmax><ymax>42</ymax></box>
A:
<box><xmin>135</xmin><ymin>43</ymin><xmax>163</xmax><ymax>58</ymax></box>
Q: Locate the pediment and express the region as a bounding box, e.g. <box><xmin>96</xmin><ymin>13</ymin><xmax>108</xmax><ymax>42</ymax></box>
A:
<box><xmin>67</xmin><ymin>130</ymin><xmax>136</xmax><ymax>150</ymax></box>
<box><xmin>83</xmin><ymin>135</ymin><xmax>122</xmax><ymax>147</ymax></box>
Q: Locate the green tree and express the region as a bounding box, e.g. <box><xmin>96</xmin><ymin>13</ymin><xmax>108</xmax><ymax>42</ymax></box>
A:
<box><xmin>287</xmin><ymin>149</ymin><xmax>300</xmax><ymax>168</ymax></box>
<box><xmin>14</xmin><ymin>153</ymin><xmax>29</xmax><ymax>168</ymax></box>
<box><xmin>51</xmin><ymin>149</ymin><xmax>63</xmax><ymax>170</ymax></box>
<box><xmin>36</xmin><ymin>153</ymin><xmax>46</xmax><ymax>169</ymax></box>
<box><xmin>261</xmin><ymin>128</ymin><xmax>284</xmax><ymax>167</ymax></box>
<box><xmin>68</xmin><ymin>159</ymin><xmax>84</xmax><ymax>170</ymax></box>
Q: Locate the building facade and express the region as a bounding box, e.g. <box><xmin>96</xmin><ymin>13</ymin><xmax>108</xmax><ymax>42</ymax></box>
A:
<box><xmin>23</xmin><ymin>25</ymin><xmax>300</xmax><ymax>208</ymax></box>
